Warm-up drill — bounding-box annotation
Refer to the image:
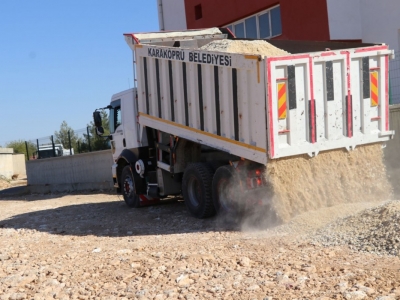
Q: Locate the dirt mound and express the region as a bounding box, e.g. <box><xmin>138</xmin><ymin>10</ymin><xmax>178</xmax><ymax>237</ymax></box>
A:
<box><xmin>313</xmin><ymin>200</ymin><xmax>400</xmax><ymax>256</ymax></box>
<box><xmin>200</xmin><ymin>39</ymin><xmax>289</xmax><ymax>56</ymax></box>
<box><xmin>266</xmin><ymin>144</ymin><xmax>392</xmax><ymax>222</ymax></box>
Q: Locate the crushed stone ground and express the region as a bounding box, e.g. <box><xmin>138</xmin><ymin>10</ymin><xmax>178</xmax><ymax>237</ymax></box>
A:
<box><xmin>314</xmin><ymin>200</ymin><xmax>400</xmax><ymax>256</ymax></box>
<box><xmin>0</xmin><ymin>193</ymin><xmax>399</xmax><ymax>299</ymax></box>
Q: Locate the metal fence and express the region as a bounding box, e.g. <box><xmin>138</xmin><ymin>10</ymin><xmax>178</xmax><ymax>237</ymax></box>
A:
<box><xmin>24</xmin><ymin>126</ymin><xmax>110</xmax><ymax>161</ymax></box>
<box><xmin>390</xmin><ymin>50</ymin><xmax>400</xmax><ymax>105</ymax></box>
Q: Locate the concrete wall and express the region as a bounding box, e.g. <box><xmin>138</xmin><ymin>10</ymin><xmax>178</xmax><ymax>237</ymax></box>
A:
<box><xmin>384</xmin><ymin>104</ymin><xmax>400</xmax><ymax>195</ymax></box>
<box><xmin>0</xmin><ymin>148</ymin><xmax>26</xmax><ymax>180</ymax></box>
<box><xmin>26</xmin><ymin>150</ymin><xmax>114</xmax><ymax>193</ymax></box>
<box><xmin>0</xmin><ymin>153</ymin><xmax>13</xmax><ymax>179</ymax></box>
<box><xmin>12</xmin><ymin>154</ymin><xmax>26</xmax><ymax>178</ymax></box>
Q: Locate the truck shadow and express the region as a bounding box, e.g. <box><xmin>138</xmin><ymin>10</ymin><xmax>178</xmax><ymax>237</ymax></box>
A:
<box><xmin>0</xmin><ymin>189</ymin><xmax>116</xmax><ymax>201</ymax></box>
<box><xmin>0</xmin><ymin>199</ymin><xmax>250</xmax><ymax>236</ymax></box>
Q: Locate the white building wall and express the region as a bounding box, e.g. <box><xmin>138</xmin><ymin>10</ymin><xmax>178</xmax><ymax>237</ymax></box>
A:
<box><xmin>327</xmin><ymin>0</ymin><xmax>400</xmax><ymax>51</ymax></box>
<box><xmin>360</xmin><ymin>0</ymin><xmax>400</xmax><ymax>104</ymax></box>
<box><xmin>327</xmin><ymin>0</ymin><xmax>400</xmax><ymax>104</ymax></box>
<box><xmin>326</xmin><ymin>0</ymin><xmax>362</xmax><ymax>40</ymax></box>
<box><xmin>157</xmin><ymin>0</ymin><xmax>187</xmax><ymax>31</ymax></box>
<box><xmin>360</xmin><ymin>0</ymin><xmax>400</xmax><ymax>51</ymax></box>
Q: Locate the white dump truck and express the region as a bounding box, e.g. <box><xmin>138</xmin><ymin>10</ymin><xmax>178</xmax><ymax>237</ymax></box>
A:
<box><xmin>93</xmin><ymin>28</ymin><xmax>394</xmax><ymax>218</ymax></box>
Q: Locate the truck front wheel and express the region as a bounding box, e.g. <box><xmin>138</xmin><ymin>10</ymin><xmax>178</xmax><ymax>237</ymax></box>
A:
<box><xmin>121</xmin><ymin>166</ymin><xmax>141</xmax><ymax>208</ymax></box>
<box><xmin>182</xmin><ymin>163</ymin><xmax>215</xmax><ymax>218</ymax></box>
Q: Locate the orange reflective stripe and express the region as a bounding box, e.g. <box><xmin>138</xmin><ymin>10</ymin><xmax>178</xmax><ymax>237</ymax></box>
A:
<box><xmin>277</xmin><ymin>82</ymin><xmax>287</xmax><ymax>119</ymax></box>
<box><xmin>370</xmin><ymin>71</ymin><xmax>379</xmax><ymax>107</ymax></box>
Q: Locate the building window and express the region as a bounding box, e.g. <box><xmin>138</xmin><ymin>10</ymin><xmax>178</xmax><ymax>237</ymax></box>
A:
<box><xmin>245</xmin><ymin>16</ymin><xmax>257</xmax><ymax>38</ymax></box>
<box><xmin>234</xmin><ymin>23</ymin><xmax>244</xmax><ymax>38</ymax></box>
<box><xmin>225</xmin><ymin>5</ymin><xmax>282</xmax><ymax>39</ymax></box>
<box><xmin>270</xmin><ymin>6</ymin><xmax>282</xmax><ymax>36</ymax></box>
<box><xmin>195</xmin><ymin>4</ymin><xmax>202</xmax><ymax>20</ymax></box>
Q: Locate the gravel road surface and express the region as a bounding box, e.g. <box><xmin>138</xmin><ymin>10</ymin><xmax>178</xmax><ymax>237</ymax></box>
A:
<box><xmin>0</xmin><ymin>191</ymin><xmax>399</xmax><ymax>299</ymax></box>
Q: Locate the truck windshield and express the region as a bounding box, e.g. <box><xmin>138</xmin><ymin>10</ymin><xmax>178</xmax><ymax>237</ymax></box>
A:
<box><xmin>109</xmin><ymin>99</ymin><xmax>121</xmax><ymax>134</ymax></box>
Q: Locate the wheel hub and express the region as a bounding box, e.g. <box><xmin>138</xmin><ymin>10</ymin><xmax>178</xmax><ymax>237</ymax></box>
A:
<box><xmin>124</xmin><ymin>177</ymin><xmax>133</xmax><ymax>196</ymax></box>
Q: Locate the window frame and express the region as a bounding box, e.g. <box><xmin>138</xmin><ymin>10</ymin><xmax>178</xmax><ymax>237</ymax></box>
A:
<box><xmin>224</xmin><ymin>5</ymin><xmax>282</xmax><ymax>39</ymax></box>
<box><xmin>109</xmin><ymin>99</ymin><xmax>121</xmax><ymax>134</ymax></box>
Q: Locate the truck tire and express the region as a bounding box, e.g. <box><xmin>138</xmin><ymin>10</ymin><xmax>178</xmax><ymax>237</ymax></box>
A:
<box><xmin>121</xmin><ymin>165</ymin><xmax>141</xmax><ymax>208</ymax></box>
<box><xmin>182</xmin><ymin>163</ymin><xmax>215</xmax><ymax>218</ymax></box>
<box><xmin>212</xmin><ymin>165</ymin><xmax>243</xmax><ymax>215</ymax></box>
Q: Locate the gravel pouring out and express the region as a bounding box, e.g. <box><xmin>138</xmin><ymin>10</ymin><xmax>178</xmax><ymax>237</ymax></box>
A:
<box><xmin>202</xmin><ymin>39</ymin><xmax>393</xmax><ymax>223</ymax></box>
<box><xmin>267</xmin><ymin>144</ymin><xmax>393</xmax><ymax>222</ymax></box>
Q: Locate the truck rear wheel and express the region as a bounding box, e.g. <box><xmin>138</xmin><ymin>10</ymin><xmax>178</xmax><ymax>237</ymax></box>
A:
<box><xmin>182</xmin><ymin>163</ymin><xmax>215</xmax><ymax>218</ymax></box>
<box><xmin>121</xmin><ymin>166</ymin><xmax>141</xmax><ymax>208</ymax></box>
<box><xmin>212</xmin><ymin>165</ymin><xmax>243</xmax><ymax>215</ymax></box>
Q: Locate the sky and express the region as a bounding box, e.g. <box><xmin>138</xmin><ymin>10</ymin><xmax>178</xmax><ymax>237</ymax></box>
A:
<box><xmin>0</xmin><ymin>1</ymin><xmax>159</xmax><ymax>146</ymax></box>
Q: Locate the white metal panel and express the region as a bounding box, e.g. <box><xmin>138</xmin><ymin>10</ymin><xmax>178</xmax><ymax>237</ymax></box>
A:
<box><xmin>294</xmin><ymin>63</ymin><xmax>308</xmax><ymax>145</ymax></box>
<box><xmin>203</xmin><ymin>64</ymin><xmax>216</xmax><ymax>134</ymax></box>
<box><xmin>187</xmin><ymin>62</ymin><xmax>200</xmax><ymax>129</ymax></box>
<box><xmin>139</xmin><ymin>113</ymin><xmax>267</xmax><ymax>164</ymax></box>
<box><xmin>219</xmin><ymin>65</ymin><xmax>233</xmax><ymax>139</ymax></box>
<box><xmin>172</xmin><ymin>60</ymin><xmax>185</xmax><ymax>125</ymax></box>
<box><xmin>147</xmin><ymin>58</ymin><xmax>158</xmax><ymax>118</ymax></box>
<box><xmin>134</xmin><ymin>44</ymin><xmax>267</xmax><ymax>164</ymax></box>
<box><xmin>267</xmin><ymin>47</ymin><xmax>394</xmax><ymax>159</ymax></box>
<box><xmin>313</xmin><ymin>62</ymin><xmax>325</xmax><ymax>141</ymax></box>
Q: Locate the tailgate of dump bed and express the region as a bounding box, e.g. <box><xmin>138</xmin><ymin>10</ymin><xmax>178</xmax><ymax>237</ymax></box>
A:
<box><xmin>266</xmin><ymin>45</ymin><xmax>394</xmax><ymax>159</ymax></box>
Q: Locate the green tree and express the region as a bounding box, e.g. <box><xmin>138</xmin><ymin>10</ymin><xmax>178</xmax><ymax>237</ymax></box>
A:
<box><xmin>54</xmin><ymin>121</ymin><xmax>79</xmax><ymax>152</ymax></box>
<box><xmin>6</xmin><ymin>140</ymin><xmax>36</xmax><ymax>160</ymax></box>
<box><xmin>88</xmin><ymin>110</ymin><xmax>111</xmax><ymax>151</ymax></box>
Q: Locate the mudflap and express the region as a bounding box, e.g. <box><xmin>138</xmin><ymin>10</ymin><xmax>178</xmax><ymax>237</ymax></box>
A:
<box><xmin>139</xmin><ymin>195</ymin><xmax>161</xmax><ymax>207</ymax></box>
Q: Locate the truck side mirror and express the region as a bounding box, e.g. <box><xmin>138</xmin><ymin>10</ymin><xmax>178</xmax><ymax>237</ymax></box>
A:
<box><xmin>96</xmin><ymin>126</ymin><xmax>105</xmax><ymax>136</ymax></box>
<box><xmin>93</xmin><ymin>111</ymin><xmax>102</xmax><ymax>127</ymax></box>
<box><xmin>93</xmin><ymin>111</ymin><xmax>104</xmax><ymax>136</ymax></box>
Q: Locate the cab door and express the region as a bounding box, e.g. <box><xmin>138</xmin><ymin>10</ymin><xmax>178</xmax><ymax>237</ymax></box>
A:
<box><xmin>109</xmin><ymin>99</ymin><xmax>124</xmax><ymax>162</ymax></box>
